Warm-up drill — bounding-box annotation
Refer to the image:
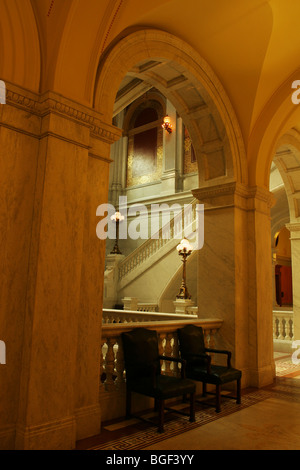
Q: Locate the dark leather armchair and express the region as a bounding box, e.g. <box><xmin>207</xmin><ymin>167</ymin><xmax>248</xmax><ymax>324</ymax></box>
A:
<box><xmin>121</xmin><ymin>327</ymin><xmax>196</xmax><ymax>433</ymax></box>
<box><xmin>177</xmin><ymin>324</ymin><xmax>242</xmax><ymax>412</ymax></box>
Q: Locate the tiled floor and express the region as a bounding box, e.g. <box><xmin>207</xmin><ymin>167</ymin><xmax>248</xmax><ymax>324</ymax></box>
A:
<box><xmin>77</xmin><ymin>351</ymin><xmax>300</xmax><ymax>450</ymax></box>
<box><xmin>144</xmin><ymin>386</ymin><xmax>300</xmax><ymax>450</ymax></box>
<box><xmin>145</xmin><ymin>351</ymin><xmax>300</xmax><ymax>450</ymax></box>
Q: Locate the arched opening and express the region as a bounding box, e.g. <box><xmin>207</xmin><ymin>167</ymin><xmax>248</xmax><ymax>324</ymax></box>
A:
<box><xmin>97</xmin><ymin>30</ymin><xmax>247</xmax><ymax>319</ymax></box>
<box><xmin>270</xmin><ymin>135</ymin><xmax>300</xmax><ymax>357</ymax></box>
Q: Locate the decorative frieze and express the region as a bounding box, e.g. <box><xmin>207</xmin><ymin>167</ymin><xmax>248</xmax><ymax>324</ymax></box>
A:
<box><xmin>3</xmin><ymin>83</ymin><xmax>122</xmax><ymax>145</ymax></box>
<box><xmin>192</xmin><ymin>182</ymin><xmax>276</xmax><ymax>214</ymax></box>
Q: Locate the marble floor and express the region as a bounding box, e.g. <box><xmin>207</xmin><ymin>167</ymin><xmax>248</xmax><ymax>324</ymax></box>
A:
<box><xmin>144</xmin><ymin>351</ymin><xmax>300</xmax><ymax>451</ymax></box>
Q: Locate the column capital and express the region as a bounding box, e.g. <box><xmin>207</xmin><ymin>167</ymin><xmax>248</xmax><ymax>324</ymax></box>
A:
<box><xmin>286</xmin><ymin>222</ymin><xmax>300</xmax><ymax>239</ymax></box>
<box><xmin>4</xmin><ymin>83</ymin><xmax>122</xmax><ymax>146</ymax></box>
<box><xmin>192</xmin><ymin>182</ymin><xmax>276</xmax><ymax>212</ymax></box>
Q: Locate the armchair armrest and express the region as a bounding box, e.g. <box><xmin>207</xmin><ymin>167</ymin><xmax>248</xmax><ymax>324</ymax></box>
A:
<box><xmin>183</xmin><ymin>352</ymin><xmax>212</xmax><ymax>374</ymax></box>
<box><xmin>205</xmin><ymin>348</ymin><xmax>232</xmax><ymax>368</ymax></box>
<box><xmin>159</xmin><ymin>355</ymin><xmax>187</xmax><ymax>378</ymax></box>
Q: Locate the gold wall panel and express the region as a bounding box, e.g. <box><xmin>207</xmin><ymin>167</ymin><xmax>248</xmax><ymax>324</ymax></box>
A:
<box><xmin>126</xmin><ymin>128</ymin><xmax>163</xmax><ymax>187</ymax></box>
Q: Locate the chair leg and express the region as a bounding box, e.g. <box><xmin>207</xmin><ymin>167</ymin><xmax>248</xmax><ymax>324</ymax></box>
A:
<box><xmin>216</xmin><ymin>384</ymin><xmax>221</xmax><ymax>412</ymax></box>
<box><xmin>189</xmin><ymin>392</ymin><xmax>195</xmax><ymax>422</ymax></box>
<box><xmin>202</xmin><ymin>382</ymin><xmax>207</xmax><ymax>397</ymax></box>
<box><xmin>237</xmin><ymin>378</ymin><xmax>241</xmax><ymax>404</ymax></box>
<box><xmin>126</xmin><ymin>389</ymin><xmax>131</xmax><ymax>418</ymax></box>
<box><xmin>158</xmin><ymin>399</ymin><xmax>165</xmax><ymax>433</ymax></box>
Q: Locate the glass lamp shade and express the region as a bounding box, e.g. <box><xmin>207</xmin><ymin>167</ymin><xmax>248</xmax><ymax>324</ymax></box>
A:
<box><xmin>176</xmin><ymin>238</ymin><xmax>193</xmax><ymax>254</ymax></box>
<box><xmin>163</xmin><ymin>115</ymin><xmax>171</xmax><ymax>126</ymax></box>
<box><xmin>110</xmin><ymin>211</ymin><xmax>125</xmax><ymax>222</ymax></box>
<box><xmin>162</xmin><ymin>115</ymin><xmax>172</xmax><ymax>132</ymax></box>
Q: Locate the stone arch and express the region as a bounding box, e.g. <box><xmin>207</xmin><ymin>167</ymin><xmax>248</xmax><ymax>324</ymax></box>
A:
<box><xmin>249</xmin><ymin>70</ymin><xmax>300</xmax><ymax>188</ymax></box>
<box><xmin>94</xmin><ymin>29</ymin><xmax>247</xmax><ymax>186</ymax></box>
<box><xmin>273</xmin><ymin>130</ymin><xmax>300</xmax><ymax>223</ymax></box>
<box><xmin>0</xmin><ymin>0</ymin><xmax>41</xmax><ymax>91</ymax></box>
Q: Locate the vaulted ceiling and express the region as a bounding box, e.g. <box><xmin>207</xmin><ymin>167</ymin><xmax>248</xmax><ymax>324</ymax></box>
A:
<box><xmin>28</xmin><ymin>0</ymin><xmax>300</xmax><ymax>142</ymax></box>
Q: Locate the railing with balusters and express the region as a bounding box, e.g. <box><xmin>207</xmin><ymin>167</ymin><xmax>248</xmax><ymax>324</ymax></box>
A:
<box><xmin>273</xmin><ymin>310</ymin><xmax>294</xmax><ymax>346</ymax></box>
<box><xmin>136</xmin><ymin>303</ymin><xmax>158</xmax><ymax>312</ymax></box>
<box><xmin>118</xmin><ymin>200</ymin><xmax>197</xmax><ymax>283</ymax></box>
<box><xmin>102</xmin><ymin>308</ymin><xmax>198</xmax><ymax>324</ymax></box>
<box><xmin>100</xmin><ymin>318</ymin><xmax>223</xmax><ymax>422</ymax></box>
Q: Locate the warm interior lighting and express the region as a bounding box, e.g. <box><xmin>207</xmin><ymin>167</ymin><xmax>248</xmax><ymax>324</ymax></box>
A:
<box><xmin>162</xmin><ymin>115</ymin><xmax>172</xmax><ymax>133</ymax></box>
<box><xmin>110</xmin><ymin>211</ymin><xmax>125</xmax><ymax>254</ymax></box>
<box><xmin>176</xmin><ymin>238</ymin><xmax>193</xmax><ymax>299</ymax></box>
<box><xmin>176</xmin><ymin>238</ymin><xmax>193</xmax><ymax>254</ymax></box>
<box><xmin>110</xmin><ymin>211</ymin><xmax>125</xmax><ymax>222</ymax></box>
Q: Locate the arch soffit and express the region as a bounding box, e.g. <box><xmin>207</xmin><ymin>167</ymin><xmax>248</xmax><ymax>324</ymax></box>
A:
<box><xmin>0</xmin><ymin>0</ymin><xmax>41</xmax><ymax>92</ymax></box>
<box><xmin>249</xmin><ymin>71</ymin><xmax>300</xmax><ymax>188</ymax></box>
<box><xmin>94</xmin><ymin>29</ymin><xmax>247</xmax><ymax>186</ymax></box>
<box><xmin>273</xmin><ymin>130</ymin><xmax>300</xmax><ymax>222</ymax></box>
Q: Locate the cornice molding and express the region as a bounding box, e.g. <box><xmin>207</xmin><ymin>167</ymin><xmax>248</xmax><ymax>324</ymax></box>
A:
<box><xmin>192</xmin><ymin>182</ymin><xmax>276</xmax><ymax>210</ymax></box>
<box><xmin>286</xmin><ymin>222</ymin><xmax>300</xmax><ymax>232</ymax></box>
<box><xmin>4</xmin><ymin>83</ymin><xmax>122</xmax><ymax>144</ymax></box>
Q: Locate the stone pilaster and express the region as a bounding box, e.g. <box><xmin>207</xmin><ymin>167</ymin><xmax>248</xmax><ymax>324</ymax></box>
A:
<box><xmin>192</xmin><ymin>182</ymin><xmax>276</xmax><ymax>388</ymax></box>
<box><xmin>0</xmin><ymin>84</ymin><xmax>121</xmax><ymax>449</ymax></box>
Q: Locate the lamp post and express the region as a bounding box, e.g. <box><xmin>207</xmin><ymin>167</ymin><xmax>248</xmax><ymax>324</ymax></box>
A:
<box><xmin>110</xmin><ymin>211</ymin><xmax>125</xmax><ymax>254</ymax></box>
<box><xmin>176</xmin><ymin>238</ymin><xmax>193</xmax><ymax>299</ymax></box>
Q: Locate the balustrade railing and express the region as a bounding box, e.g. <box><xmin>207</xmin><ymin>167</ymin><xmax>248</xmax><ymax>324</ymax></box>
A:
<box><xmin>118</xmin><ymin>200</ymin><xmax>197</xmax><ymax>282</ymax></box>
<box><xmin>273</xmin><ymin>310</ymin><xmax>294</xmax><ymax>345</ymax></box>
<box><xmin>102</xmin><ymin>308</ymin><xmax>198</xmax><ymax>324</ymax></box>
<box><xmin>136</xmin><ymin>303</ymin><xmax>158</xmax><ymax>312</ymax></box>
<box><xmin>100</xmin><ymin>318</ymin><xmax>223</xmax><ymax>421</ymax></box>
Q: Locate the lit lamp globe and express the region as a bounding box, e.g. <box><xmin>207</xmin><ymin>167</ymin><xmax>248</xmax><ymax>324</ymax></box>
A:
<box><xmin>176</xmin><ymin>238</ymin><xmax>193</xmax><ymax>299</ymax></box>
<box><xmin>162</xmin><ymin>115</ymin><xmax>172</xmax><ymax>133</ymax></box>
<box><xmin>110</xmin><ymin>211</ymin><xmax>125</xmax><ymax>255</ymax></box>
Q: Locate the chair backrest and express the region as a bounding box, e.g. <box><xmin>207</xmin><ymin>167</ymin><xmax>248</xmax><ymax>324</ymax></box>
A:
<box><xmin>121</xmin><ymin>328</ymin><xmax>161</xmax><ymax>382</ymax></box>
<box><xmin>177</xmin><ymin>324</ymin><xmax>205</xmax><ymax>359</ymax></box>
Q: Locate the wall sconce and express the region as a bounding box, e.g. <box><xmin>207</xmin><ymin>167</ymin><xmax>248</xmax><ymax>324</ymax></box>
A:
<box><xmin>176</xmin><ymin>238</ymin><xmax>193</xmax><ymax>299</ymax></box>
<box><xmin>110</xmin><ymin>211</ymin><xmax>125</xmax><ymax>255</ymax></box>
<box><xmin>162</xmin><ymin>115</ymin><xmax>172</xmax><ymax>134</ymax></box>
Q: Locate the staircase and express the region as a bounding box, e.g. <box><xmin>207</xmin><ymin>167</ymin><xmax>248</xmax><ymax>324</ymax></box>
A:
<box><xmin>104</xmin><ymin>199</ymin><xmax>200</xmax><ymax>311</ymax></box>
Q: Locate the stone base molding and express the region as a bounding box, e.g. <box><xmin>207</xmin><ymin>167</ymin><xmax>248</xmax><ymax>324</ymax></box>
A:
<box><xmin>75</xmin><ymin>404</ymin><xmax>102</xmax><ymax>442</ymax></box>
<box><xmin>15</xmin><ymin>416</ymin><xmax>77</xmax><ymax>451</ymax></box>
<box><xmin>0</xmin><ymin>425</ymin><xmax>16</xmax><ymax>451</ymax></box>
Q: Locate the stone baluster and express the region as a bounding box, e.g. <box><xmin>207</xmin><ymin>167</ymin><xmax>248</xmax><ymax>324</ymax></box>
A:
<box><xmin>290</xmin><ymin>317</ymin><xmax>295</xmax><ymax>341</ymax></box>
<box><xmin>273</xmin><ymin>315</ymin><xmax>278</xmax><ymax>339</ymax></box>
<box><xmin>277</xmin><ymin>316</ymin><xmax>284</xmax><ymax>340</ymax></box>
<box><xmin>172</xmin><ymin>332</ymin><xmax>180</xmax><ymax>376</ymax></box>
<box><xmin>210</xmin><ymin>329</ymin><xmax>217</xmax><ymax>349</ymax></box>
<box><xmin>100</xmin><ymin>338</ymin><xmax>106</xmax><ymax>393</ymax></box>
<box><xmin>158</xmin><ymin>333</ymin><xmax>166</xmax><ymax>373</ymax></box>
<box><xmin>115</xmin><ymin>341</ymin><xmax>125</xmax><ymax>390</ymax></box>
<box><xmin>283</xmin><ymin>318</ymin><xmax>288</xmax><ymax>341</ymax></box>
<box><xmin>203</xmin><ymin>328</ymin><xmax>209</xmax><ymax>348</ymax></box>
<box><xmin>164</xmin><ymin>333</ymin><xmax>173</xmax><ymax>374</ymax></box>
<box><xmin>104</xmin><ymin>338</ymin><xmax>116</xmax><ymax>391</ymax></box>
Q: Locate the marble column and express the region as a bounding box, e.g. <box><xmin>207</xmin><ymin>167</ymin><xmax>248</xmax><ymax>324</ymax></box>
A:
<box><xmin>0</xmin><ymin>85</ymin><xmax>121</xmax><ymax>449</ymax></box>
<box><xmin>0</xmin><ymin>85</ymin><xmax>41</xmax><ymax>450</ymax></box>
<box><xmin>192</xmin><ymin>182</ymin><xmax>276</xmax><ymax>388</ymax></box>
<box><xmin>286</xmin><ymin>223</ymin><xmax>300</xmax><ymax>343</ymax></box>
